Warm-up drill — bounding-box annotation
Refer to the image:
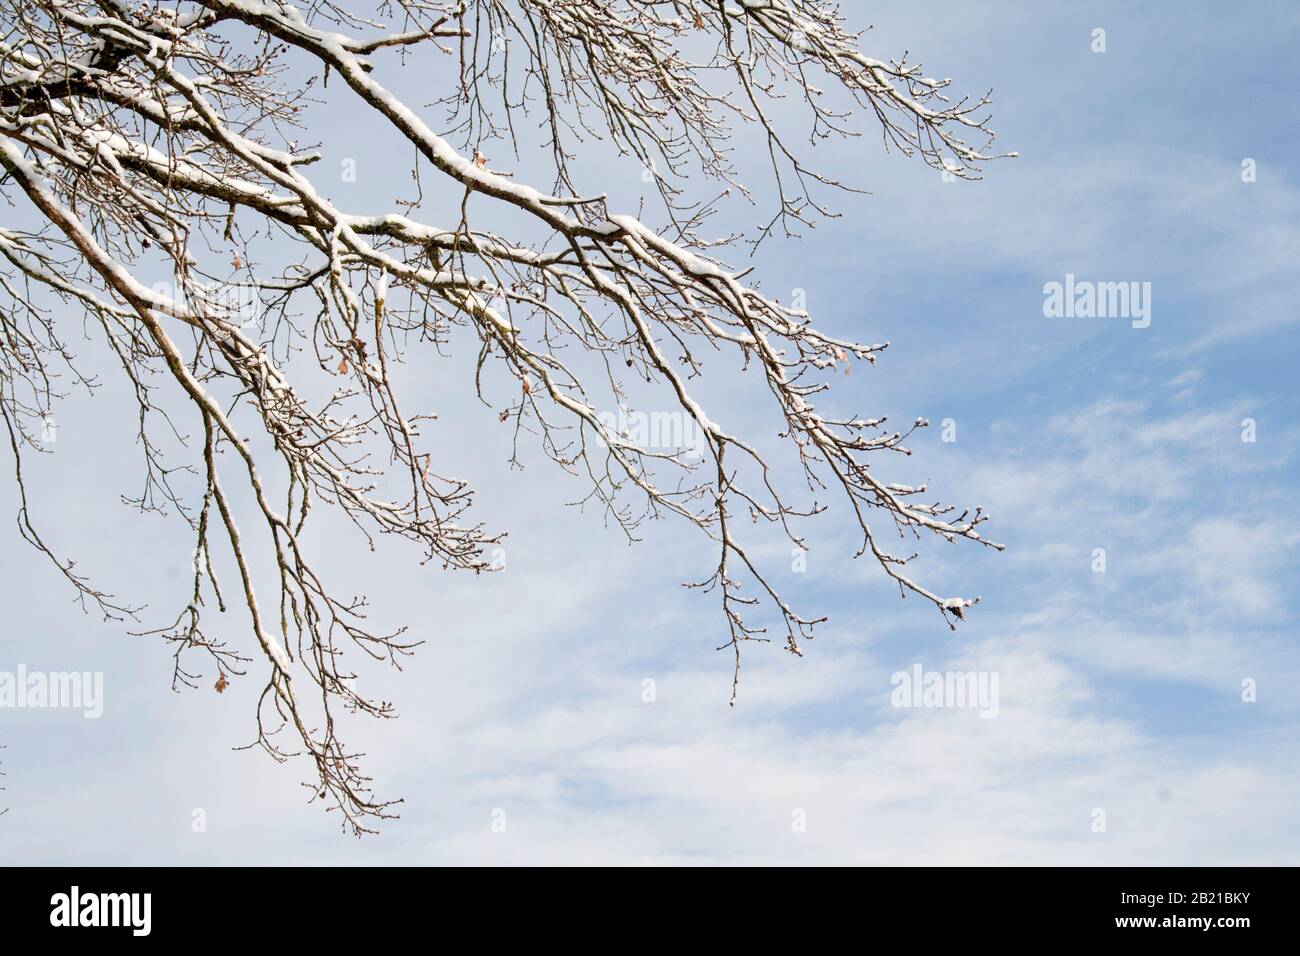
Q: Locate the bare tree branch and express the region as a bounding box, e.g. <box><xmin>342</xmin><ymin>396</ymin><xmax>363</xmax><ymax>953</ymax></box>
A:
<box><xmin>0</xmin><ymin>0</ymin><xmax>1007</xmax><ymax>833</ymax></box>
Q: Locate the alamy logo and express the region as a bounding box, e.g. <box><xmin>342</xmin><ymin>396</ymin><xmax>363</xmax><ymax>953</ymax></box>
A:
<box><xmin>595</xmin><ymin>406</ymin><xmax>706</xmax><ymax>459</ymax></box>
<box><xmin>1042</xmin><ymin>273</ymin><xmax>1151</xmax><ymax>328</ymax></box>
<box><xmin>50</xmin><ymin>886</ymin><xmax>151</xmax><ymax>936</ymax></box>
<box><xmin>890</xmin><ymin>664</ymin><xmax>1000</xmax><ymax>718</ymax></box>
<box><xmin>0</xmin><ymin>666</ymin><xmax>103</xmax><ymax>718</ymax></box>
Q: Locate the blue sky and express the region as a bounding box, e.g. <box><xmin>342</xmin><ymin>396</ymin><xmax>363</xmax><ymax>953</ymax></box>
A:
<box><xmin>2</xmin><ymin>1</ymin><xmax>1299</xmax><ymax>864</ymax></box>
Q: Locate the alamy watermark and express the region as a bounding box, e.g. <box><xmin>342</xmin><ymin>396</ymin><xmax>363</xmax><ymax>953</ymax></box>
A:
<box><xmin>1042</xmin><ymin>273</ymin><xmax>1151</xmax><ymax>328</ymax></box>
<box><xmin>595</xmin><ymin>406</ymin><xmax>706</xmax><ymax>459</ymax></box>
<box><xmin>0</xmin><ymin>665</ymin><xmax>103</xmax><ymax>718</ymax></box>
<box><xmin>151</xmin><ymin>279</ymin><xmax>262</xmax><ymax>331</ymax></box>
<box><xmin>890</xmin><ymin>664</ymin><xmax>999</xmax><ymax>718</ymax></box>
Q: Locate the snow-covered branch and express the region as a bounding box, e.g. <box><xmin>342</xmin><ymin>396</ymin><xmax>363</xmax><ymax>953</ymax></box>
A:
<box><xmin>0</xmin><ymin>0</ymin><xmax>1006</xmax><ymax>832</ymax></box>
